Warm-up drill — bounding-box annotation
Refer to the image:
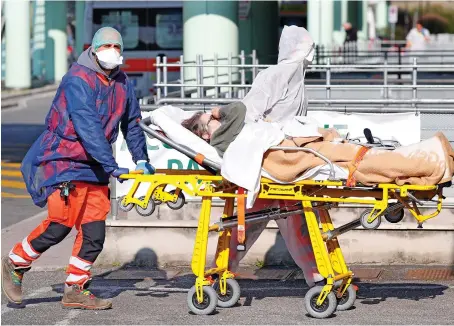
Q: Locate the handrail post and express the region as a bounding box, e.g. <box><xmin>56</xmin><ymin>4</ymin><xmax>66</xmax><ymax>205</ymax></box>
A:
<box><xmin>196</xmin><ymin>54</ymin><xmax>202</xmax><ymax>98</ymax></box>
<box><xmin>214</xmin><ymin>53</ymin><xmax>219</xmax><ymax>98</ymax></box>
<box><xmin>156</xmin><ymin>56</ymin><xmax>161</xmax><ymax>100</ymax></box>
<box><xmin>228</xmin><ymin>52</ymin><xmax>232</xmax><ymax>99</ymax></box>
<box><xmin>180</xmin><ymin>55</ymin><xmax>184</xmax><ymax>98</ymax></box>
<box><xmin>326</xmin><ymin>58</ymin><xmax>331</xmax><ymax>105</ymax></box>
<box><xmin>412</xmin><ymin>57</ymin><xmax>418</xmax><ymax>108</ymax></box>
<box><xmin>163</xmin><ymin>56</ymin><xmax>168</xmax><ymax>97</ymax></box>
<box><xmin>240</xmin><ymin>50</ymin><xmax>245</xmax><ymax>98</ymax></box>
<box><xmin>384</xmin><ymin>52</ymin><xmax>388</xmax><ymax>99</ymax></box>
<box><xmin>252</xmin><ymin>49</ymin><xmax>258</xmax><ymax>81</ymax></box>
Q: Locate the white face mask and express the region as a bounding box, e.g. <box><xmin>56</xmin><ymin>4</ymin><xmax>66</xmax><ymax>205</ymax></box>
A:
<box><xmin>96</xmin><ymin>48</ymin><xmax>123</xmax><ymax>70</ymax></box>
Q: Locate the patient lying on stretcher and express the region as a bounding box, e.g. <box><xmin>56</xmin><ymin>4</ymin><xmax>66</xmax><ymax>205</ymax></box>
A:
<box><xmin>182</xmin><ymin>102</ymin><xmax>454</xmax><ymax>187</ymax></box>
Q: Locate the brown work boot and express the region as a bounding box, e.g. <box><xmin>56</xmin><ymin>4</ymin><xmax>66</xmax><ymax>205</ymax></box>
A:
<box><xmin>61</xmin><ymin>284</ymin><xmax>112</xmax><ymax>310</ymax></box>
<box><xmin>1</xmin><ymin>256</ymin><xmax>30</xmax><ymax>304</ymax></box>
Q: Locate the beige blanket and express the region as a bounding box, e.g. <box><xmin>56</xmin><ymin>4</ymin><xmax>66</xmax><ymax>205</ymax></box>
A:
<box><xmin>262</xmin><ymin>128</ymin><xmax>454</xmax><ymax>186</ymax></box>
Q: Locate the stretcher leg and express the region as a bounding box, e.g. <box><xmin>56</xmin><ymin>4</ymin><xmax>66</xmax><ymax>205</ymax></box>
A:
<box><xmin>188</xmin><ymin>196</ymin><xmax>218</xmax><ymax>315</ymax></box>
<box><xmin>302</xmin><ymin>201</ymin><xmax>338</xmax><ymax>318</ymax></box>
<box><xmin>318</xmin><ymin>208</ymin><xmax>356</xmax><ymax>311</ymax></box>
<box><xmin>211</xmin><ymin>197</ymin><xmax>241</xmax><ymax>308</ymax></box>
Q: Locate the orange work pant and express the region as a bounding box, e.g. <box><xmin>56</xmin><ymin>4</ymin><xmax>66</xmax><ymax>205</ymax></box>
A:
<box><xmin>9</xmin><ymin>182</ymin><xmax>110</xmax><ymax>286</ymax></box>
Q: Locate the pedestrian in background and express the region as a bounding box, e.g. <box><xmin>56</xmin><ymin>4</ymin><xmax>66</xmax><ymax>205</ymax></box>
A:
<box><xmin>343</xmin><ymin>22</ymin><xmax>358</xmax><ymax>63</ymax></box>
<box><xmin>405</xmin><ymin>20</ymin><xmax>430</xmax><ymax>51</ymax></box>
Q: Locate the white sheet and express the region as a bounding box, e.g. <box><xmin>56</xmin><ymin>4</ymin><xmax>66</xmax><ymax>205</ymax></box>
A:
<box><xmin>149</xmin><ymin>106</ymin><xmax>348</xmax><ymax>208</ymax></box>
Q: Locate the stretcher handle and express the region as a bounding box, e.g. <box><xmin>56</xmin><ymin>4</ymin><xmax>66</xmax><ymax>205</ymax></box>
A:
<box><xmin>268</xmin><ymin>146</ymin><xmax>337</xmax><ymax>180</ymax></box>
<box><xmin>139</xmin><ymin>117</ymin><xmax>221</xmax><ymax>175</ymax></box>
<box><xmin>129</xmin><ymin>170</ymin><xmax>144</xmax><ymax>175</ymax></box>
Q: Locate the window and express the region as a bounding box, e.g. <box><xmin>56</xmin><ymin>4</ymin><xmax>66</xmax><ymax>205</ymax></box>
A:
<box><xmin>155</xmin><ymin>12</ymin><xmax>183</xmax><ymax>49</ymax></box>
<box><xmin>92</xmin><ymin>7</ymin><xmax>183</xmax><ymax>51</ymax></box>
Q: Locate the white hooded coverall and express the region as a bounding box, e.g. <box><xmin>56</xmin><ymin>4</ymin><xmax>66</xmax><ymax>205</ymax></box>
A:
<box><xmin>227</xmin><ymin>26</ymin><xmax>323</xmax><ymax>287</ymax></box>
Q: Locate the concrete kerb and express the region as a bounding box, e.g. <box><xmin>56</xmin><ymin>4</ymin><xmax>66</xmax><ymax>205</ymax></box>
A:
<box><xmin>99</xmin><ymin>203</ymin><xmax>454</xmax><ymax>268</ymax></box>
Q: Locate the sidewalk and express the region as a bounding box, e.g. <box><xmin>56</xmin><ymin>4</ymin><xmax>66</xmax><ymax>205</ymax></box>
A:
<box><xmin>1</xmin><ymin>82</ymin><xmax>59</xmax><ymax>109</ymax></box>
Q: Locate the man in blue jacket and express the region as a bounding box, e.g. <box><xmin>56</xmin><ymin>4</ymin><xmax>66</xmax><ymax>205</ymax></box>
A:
<box><xmin>2</xmin><ymin>27</ymin><xmax>154</xmax><ymax>310</ymax></box>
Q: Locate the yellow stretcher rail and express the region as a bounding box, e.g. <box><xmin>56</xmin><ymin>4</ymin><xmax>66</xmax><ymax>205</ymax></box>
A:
<box><xmin>118</xmin><ymin>169</ymin><xmax>446</xmax><ymax>318</ymax></box>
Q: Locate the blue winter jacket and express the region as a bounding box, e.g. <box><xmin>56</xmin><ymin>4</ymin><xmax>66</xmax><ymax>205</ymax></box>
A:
<box><xmin>21</xmin><ymin>47</ymin><xmax>149</xmax><ymax>207</ymax></box>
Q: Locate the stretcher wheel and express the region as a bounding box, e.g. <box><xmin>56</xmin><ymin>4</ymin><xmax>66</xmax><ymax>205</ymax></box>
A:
<box><xmin>360</xmin><ymin>209</ymin><xmax>381</xmax><ymax>229</ymax></box>
<box><xmin>336</xmin><ymin>285</ymin><xmax>357</xmax><ymax>311</ymax></box>
<box><xmin>118</xmin><ymin>196</ymin><xmax>134</xmax><ymax>212</ymax></box>
<box><xmin>213</xmin><ymin>278</ymin><xmax>241</xmax><ymax>308</ymax></box>
<box><xmin>384</xmin><ymin>208</ymin><xmax>404</xmax><ymax>224</ymax></box>
<box><xmin>167</xmin><ymin>190</ymin><xmax>185</xmax><ymax>210</ymax></box>
<box><xmin>187</xmin><ymin>285</ymin><xmax>218</xmax><ymax>315</ymax></box>
<box><xmin>135</xmin><ymin>196</ymin><xmax>156</xmax><ymax>217</ymax></box>
<box><xmin>304</xmin><ymin>286</ymin><xmax>337</xmax><ymax>319</ymax></box>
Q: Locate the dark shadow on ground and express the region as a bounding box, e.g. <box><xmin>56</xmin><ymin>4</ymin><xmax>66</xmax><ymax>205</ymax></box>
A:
<box><xmin>31</xmin><ymin>247</ymin><xmax>449</xmax><ymax>314</ymax></box>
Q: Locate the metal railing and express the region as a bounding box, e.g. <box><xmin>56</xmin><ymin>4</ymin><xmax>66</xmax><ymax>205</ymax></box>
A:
<box><xmin>147</xmin><ymin>53</ymin><xmax>454</xmax><ymax>109</ymax></box>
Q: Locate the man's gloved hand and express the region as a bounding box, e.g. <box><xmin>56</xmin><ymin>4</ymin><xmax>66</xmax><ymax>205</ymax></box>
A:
<box><xmin>136</xmin><ymin>160</ymin><xmax>155</xmax><ymax>175</ymax></box>
<box><xmin>111</xmin><ymin>167</ymin><xmax>129</xmax><ymax>183</ymax></box>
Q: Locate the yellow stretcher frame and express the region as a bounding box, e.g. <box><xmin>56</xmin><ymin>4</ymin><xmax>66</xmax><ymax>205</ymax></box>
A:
<box><xmin>119</xmin><ymin>169</ymin><xmax>445</xmax><ymax>318</ymax></box>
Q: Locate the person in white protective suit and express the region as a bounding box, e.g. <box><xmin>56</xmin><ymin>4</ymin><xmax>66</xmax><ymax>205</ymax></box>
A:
<box><xmin>183</xmin><ymin>26</ymin><xmax>325</xmax><ymax>287</ymax></box>
<box><xmin>241</xmin><ymin>25</ymin><xmax>315</xmax><ymax>124</ymax></box>
<box><xmin>234</xmin><ymin>26</ymin><xmax>324</xmax><ymax>287</ymax></box>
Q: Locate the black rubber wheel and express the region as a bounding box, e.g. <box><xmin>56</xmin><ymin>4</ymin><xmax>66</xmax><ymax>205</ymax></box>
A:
<box><xmin>360</xmin><ymin>209</ymin><xmax>381</xmax><ymax>229</ymax></box>
<box><xmin>336</xmin><ymin>285</ymin><xmax>356</xmax><ymax>311</ymax></box>
<box><xmin>118</xmin><ymin>196</ymin><xmax>134</xmax><ymax>212</ymax></box>
<box><xmin>135</xmin><ymin>196</ymin><xmax>156</xmax><ymax>217</ymax></box>
<box><xmin>213</xmin><ymin>278</ymin><xmax>241</xmax><ymax>308</ymax></box>
<box><xmin>166</xmin><ymin>190</ymin><xmax>185</xmax><ymax>210</ymax></box>
<box><xmin>304</xmin><ymin>286</ymin><xmax>337</xmax><ymax>319</ymax></box>
<box><xmin>187</xmin><ymin>285</ymin><xmax>218</xmax><ymax>315</ymax></box>
<box><xmin>384</xmin><ymin>208</ymin><xmax>404</xmax><ymax>223</ymax></box>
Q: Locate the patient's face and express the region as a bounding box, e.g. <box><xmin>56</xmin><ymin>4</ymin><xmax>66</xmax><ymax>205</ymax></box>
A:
<box><xmin>199</xmin><ymin>113</ymin><xmax>221</xmax><ymax>140</ymax></box>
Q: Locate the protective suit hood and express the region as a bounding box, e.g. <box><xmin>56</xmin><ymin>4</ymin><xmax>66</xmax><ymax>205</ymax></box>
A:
<box><xmin>241</xmin><ymin>26</ymin><xmax>315</xmax><ymax>124</ymax></box>
<box><xmin>277</xmin><ymin>25</ymin><xmax>315</xmax><ymax>65</ymax></box>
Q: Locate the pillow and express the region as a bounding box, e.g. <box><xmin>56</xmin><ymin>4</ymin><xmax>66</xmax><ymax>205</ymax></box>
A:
<box><xmin>149</xmin><ymin>105</ymin><xmax>222</xmax><ymax>164</ymax></box>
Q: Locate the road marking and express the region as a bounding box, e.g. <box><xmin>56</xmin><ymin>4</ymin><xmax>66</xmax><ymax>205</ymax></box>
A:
<box><xmin>1</xmin><ymin>304</ymin><xmax>16</xmax><ymax>316</ymax></box>
<box><xmin>0</xmin><ymin>162</ymin><xmax>21</xmax><ymax>168</ymax></box>
<box><xmin>1</xmin><ymin>180</ymin><xmax>26</xmax><ymax>189</ymax></box>
<box><xmin>1</xmin><ymin>286</ymin><xmax>55</xmax><ymax>315</ymax></box>
<box><xmin>2</xmin><ymin>211</ymin><xmax>47</xmax><ymax>232</ymax></box>
<box><xmin>1</xmin><ymin>170</ymin><xmax>22</xmax><ymax>177</ymax></box>
<box><xmin>1</xmin><ymin>192</ymin><xmax>30</xmax><ymax>198</ymax></box>
<box><xmin>56</xmin><ymin>310</ymin><xmax>80</xmax><ymax>325</ymax></box>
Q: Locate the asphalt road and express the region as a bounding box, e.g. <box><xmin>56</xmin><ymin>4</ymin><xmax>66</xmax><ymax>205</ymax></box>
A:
<box><xmin>1</xmin><ymin>94</ymin><xmax>52</xmax><ymax>228</ymax></box>
<box><xmin>1</xmin><ymin>269</ymin><xmax>454</xmax><ymax>325</ymax></box>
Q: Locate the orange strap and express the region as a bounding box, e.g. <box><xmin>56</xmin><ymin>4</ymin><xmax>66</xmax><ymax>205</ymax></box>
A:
<box><xmin>194</xmin><ymin>153</ymin><xmax>205</xmax><ymax>165</ymax></box>
<box><xmin>346</xmin><ymin>146</ymin><xmax>370</xmax><ymax>187</ymax></box>
<box><xmin>237</xmin><ymin>188</ymin><xmax>246</xmax><ymax>246</ymax></box>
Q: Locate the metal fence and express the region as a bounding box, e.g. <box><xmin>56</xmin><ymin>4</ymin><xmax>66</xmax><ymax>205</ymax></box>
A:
<box><xmin>141</xmin><ymin>54</ymin><xmax>454</xmax><ymax>144</ymax></box>
<box><xmin>144</xmin><ymin>52</ymin><xmax>454</xmax><ymax>107</ymax></box>
<box><xmin>314</xmin><ymin>37</ymin><xmax>454</xmax><ymax>65</ymax></box>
